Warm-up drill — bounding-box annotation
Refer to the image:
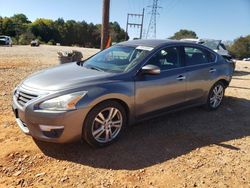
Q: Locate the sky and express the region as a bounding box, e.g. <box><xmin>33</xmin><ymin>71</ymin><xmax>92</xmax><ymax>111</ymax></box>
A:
<box><xmin>0</xmin><ymin>0</ymin><xmax>249</xmax><ymax>41</ymax></box>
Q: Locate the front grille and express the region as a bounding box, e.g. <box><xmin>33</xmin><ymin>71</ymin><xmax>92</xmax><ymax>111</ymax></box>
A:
<box><xmin>15</xmin><ymin>90</ymin><xmax>38</xmax><ymax>107</ymax></box>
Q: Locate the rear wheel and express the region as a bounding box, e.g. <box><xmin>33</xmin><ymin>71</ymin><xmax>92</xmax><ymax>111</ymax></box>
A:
<box><xmin>205</xmin><ymin>82</ymin><xmax>225</xmax><ymax>110</ymax></box>
<box><xmin>82</xmin><ymin>101</ymin><xmax>127</xmax><ymax>147</ymax></box>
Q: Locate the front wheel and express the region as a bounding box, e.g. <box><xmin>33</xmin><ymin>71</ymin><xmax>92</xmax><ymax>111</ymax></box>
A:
<box><xmin>82</xmin><ymin>101</ymin><xmax>127</xmax><ymax>148</ymax></box>
<box><xmin>205</xmin><ymin>82</ymin><xmax>225</xmax><ymax>110</ymax></box>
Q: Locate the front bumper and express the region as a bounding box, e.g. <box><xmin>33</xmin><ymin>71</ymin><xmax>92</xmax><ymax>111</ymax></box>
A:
<box><xmin>0</xmin><ymin>41</ymin><xmax>7</xmax><ymax>45</ymax></box>
<box><xmin>12</xmin><ymin>90</ymin><xmax>91</xmax><ymax>143</ymax></box>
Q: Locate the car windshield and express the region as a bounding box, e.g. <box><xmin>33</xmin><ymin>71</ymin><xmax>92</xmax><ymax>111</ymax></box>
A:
<box><xmin>0</xmin><ymin>36</ymin><xmax>6</xmax><ymax>39</ymax></box>
<box><xmin>82</xmin><ymin>45</ymin><xmax>152</xmax><ymax>73</ymax></box>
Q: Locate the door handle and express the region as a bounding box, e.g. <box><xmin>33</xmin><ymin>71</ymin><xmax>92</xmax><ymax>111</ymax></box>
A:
<box><xmin>176</xmin><ymin>75</ymin><xmax>186</xmax><ymax>81</ymax></box>
<box><xmin>209</xmin><ymin>68</ymin><xmax>216</xmax><ymax>73</ymax></box>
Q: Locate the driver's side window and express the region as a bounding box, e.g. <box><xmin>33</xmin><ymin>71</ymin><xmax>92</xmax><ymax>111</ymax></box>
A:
<box><xmin>147</xmin><ymin>46</ymin><xmax>180</xmax><ymax>70</ymax></box>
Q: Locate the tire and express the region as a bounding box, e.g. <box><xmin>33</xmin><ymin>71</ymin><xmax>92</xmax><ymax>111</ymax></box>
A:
<box><xmin>82</xmin><ymin>101</ymin><xmax>127</xmax><ymax>148</ymax></box>
<box><xmin>205</xmin><ymin>81</ymin><xmax>225</xmax><ymax>111</ymax></box>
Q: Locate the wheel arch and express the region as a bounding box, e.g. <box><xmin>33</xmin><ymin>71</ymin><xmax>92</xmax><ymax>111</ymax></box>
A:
<box><xmin>93</xmin><ymin>98</ymin><xmax>130</xmax><ymax>121</ymax></box>
<box><xmin>82</xmin><ymin>97</ymin><xmax>133</xmax><ymax>132</ymax></box>
<box><xmin>216</xmin><ymin>79</ymin><xmax>230</xmax><ymax>88</ymax></box>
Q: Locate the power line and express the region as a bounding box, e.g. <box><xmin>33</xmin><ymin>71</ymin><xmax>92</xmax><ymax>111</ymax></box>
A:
<box><xmin>146</xmin><ymin>0</ymin><xmax>161</xmax><ymax>39</ymax></box>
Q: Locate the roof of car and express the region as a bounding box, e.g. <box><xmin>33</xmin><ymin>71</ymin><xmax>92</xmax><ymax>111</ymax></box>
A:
<box><xmin>118</xmin><ymin>39</ymin><xmax>182</xmax><ymax>48</ymax></box>
<box><xmin>117</xmin><ymin>39</ymin><xmax>218</xmax><ymax>54</ymax></box>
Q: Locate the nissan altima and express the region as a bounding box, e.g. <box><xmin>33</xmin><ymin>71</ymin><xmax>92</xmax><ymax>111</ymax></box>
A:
<box><xmin>12</xmin><ymin>40</ymin><xmax>234</xmax><ymax>147</ymax></box>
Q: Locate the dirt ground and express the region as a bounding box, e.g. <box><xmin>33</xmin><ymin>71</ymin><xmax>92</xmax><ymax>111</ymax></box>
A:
<box><xmin>0</xmin><ymin>45</ymin><xmax>249</xmax><ymax>188</ymax></box>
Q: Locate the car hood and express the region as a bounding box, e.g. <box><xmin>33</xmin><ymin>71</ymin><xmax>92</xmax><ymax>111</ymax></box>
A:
<box><xmin>22</xmin><ymin>62</ymin><xmax>113</xmax><ymax>91</ymax></box>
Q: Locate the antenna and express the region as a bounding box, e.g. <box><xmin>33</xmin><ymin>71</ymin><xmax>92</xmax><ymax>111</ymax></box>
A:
<box><xmin>146</xmin><ymin>0</ymin><xmax>161</xmax><ymax>39</ymax></box>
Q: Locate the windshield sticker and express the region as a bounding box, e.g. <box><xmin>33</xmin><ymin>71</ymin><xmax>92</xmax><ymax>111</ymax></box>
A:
<box><xmin>136</xmin><ymin>46</ymin><xmax>154</xmax><ymax>51</ymax></box>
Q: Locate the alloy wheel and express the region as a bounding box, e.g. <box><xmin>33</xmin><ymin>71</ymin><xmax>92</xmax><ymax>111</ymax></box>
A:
<box><xmin>210</xmin><ymin>84</ymin><xmax>224</xmax><ymax>108</ymax></box>
<box><xmin>91</xmin><ymin>107</ymin><xmax>123</xmax><ymax>143</ymax></box>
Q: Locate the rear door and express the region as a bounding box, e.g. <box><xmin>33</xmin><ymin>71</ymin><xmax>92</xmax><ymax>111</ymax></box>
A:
<box><xmin>135</xmin><ymin>45</ymin><xmax>187</xmax><ymax>116</ymax></box>
<box><xmin>182</xmin><ymin>45</ymin><xmax>217</xmax><ymax>102</ymax></box>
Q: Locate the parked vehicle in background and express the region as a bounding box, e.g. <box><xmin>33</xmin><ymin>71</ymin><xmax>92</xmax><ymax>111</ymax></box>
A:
<box><xmin>200</xmin><ymin>39</ymin><xmax>230</xmax><ymax>57</ymax></box>
<box><xmin>30</xmin><ymin>40</ymin><xmax>40</xmax><ymax>47</ymax></box>
<box><xmin>181</xmin><ymin>38</ymin><xmax>235</xmax><ymax>71</ymax></box>
<box><xmin>180</xmin><ymin>38</ymin><xmax>200</xmax><ymax>43</ymax></box>
<box><xmin>242</xmin><ymin>58</ymin><xmax>250</xmax><ymax>61</ymax></box>
<box><xmin>12</xmin><ymin>39</ymin><xmax>234</xmax><ymax>147</ymax></box>
<box><xmin>181</xmin><ymin>38</ymin><xmax>230</xmax><ymax>56</ymax></box>
<box><xmin>0</xmin><ymin>36</ymin><xmax>12</xmax><ymax>46</ymax></box>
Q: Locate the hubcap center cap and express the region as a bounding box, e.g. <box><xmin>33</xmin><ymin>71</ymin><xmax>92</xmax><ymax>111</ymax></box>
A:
<box><xmin>104</xmin><ymin>121</ymin><xmax>111</xmax><ymax>129</ymax></box>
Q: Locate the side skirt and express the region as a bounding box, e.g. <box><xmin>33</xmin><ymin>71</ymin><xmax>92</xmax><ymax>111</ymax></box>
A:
<box><xmin>134</xmin><ymin>100</ymin><xmax>205</xmax><ymax>124</ymax></box>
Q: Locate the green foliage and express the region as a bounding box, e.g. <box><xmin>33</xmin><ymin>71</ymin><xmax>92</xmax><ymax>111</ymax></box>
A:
<box><xmin>30</xmin><ymin>18</ymin><xmax>59</xmax><ymax>43</ymax></box>
<box><xmin>110</xmin><ymin>21</ymin><xmax>128</xmax><ymax>42</ymax></box>
<box><xmin>169</xmin><ymin>29</ymin><xmax>198</xmax><ymax>40</ymax></box>
<box><xmin>11</xmin><ymin>14</ymin><xmax>30</xmax><ymax>24</ymax></box>
<box><xmin>1</xmin><ymin>17</ymin><xmax>16</xmax><ymax>36</ymax></box>
<box><xmin>228</xmin><ymin>35</ymin><xmax>250</xmax><ymax>59</ymax></box>
<box><xmin>0</xmin><ymin>14</ymin><xmax>128</xmax><ymax>48</ymax></box>
<box><xmin>48</xmin><ymin>39</ymin><xmax>55</xmax><ymax>45</ymax></box>
<box><xmin>18</xmin><ymin>30</ymin><xmax>35</xmax><ymax>45</ymax></box>
<box><xmin>11</xmin><ymin>37</ymin><xmax>18</xmax><ymax>45</ymax></box>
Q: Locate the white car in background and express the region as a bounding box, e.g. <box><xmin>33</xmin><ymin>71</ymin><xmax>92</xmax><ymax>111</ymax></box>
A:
<box><xmin>199</xmin><ymin>39</ymin><xmax>230</xmax><ymax>57</ymax></box>
<box><xmin>181</xmin><ymin>38</ymin><xmax>235</xmax><ymax>70</ymax></box>
<box><xmin>242</xmin><ymin>58</ymin><xmax>250</xmax><ymax>61</ymax></box>
<box><xmin>0</xmin><ymin>35</ymin><xmax>12</xmax><ymax>46</ymax></box>
<box><xmin>181</xmin><ymin>38</ymin><xmax>230</xmax><ymax>57</ymax></box>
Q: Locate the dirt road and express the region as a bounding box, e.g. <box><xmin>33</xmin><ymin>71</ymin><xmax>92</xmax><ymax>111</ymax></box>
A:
<box><xmin>0</xmin><ymin>45</ymin><xmax>249</xmax><ymax>187</ymax></box>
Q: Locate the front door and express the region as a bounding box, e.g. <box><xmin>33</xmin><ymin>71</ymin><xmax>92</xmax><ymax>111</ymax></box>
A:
<box><xmin>135</xmin><ymin>46</ymin><xmax>187</xmax><ymax>117</ymax></box>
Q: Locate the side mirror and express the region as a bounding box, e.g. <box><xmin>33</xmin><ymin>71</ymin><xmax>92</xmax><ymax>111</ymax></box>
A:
<box><xmin>141</xmin><ymin>64</ymin><xmax>160</xmax><ymax>75</ymax></box>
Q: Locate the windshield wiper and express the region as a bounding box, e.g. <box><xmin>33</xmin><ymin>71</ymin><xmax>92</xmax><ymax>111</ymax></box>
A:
<box><xmin>88</xmin><ymin>65</ymin><xmax>104</xmax><ymax>72</ymax></box>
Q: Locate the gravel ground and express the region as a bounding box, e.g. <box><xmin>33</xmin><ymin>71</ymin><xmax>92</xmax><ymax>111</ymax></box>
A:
<box><xmin>0</xmin><ymin>45</ymin><xmax>250</xmax><ymax>188</ymax></box>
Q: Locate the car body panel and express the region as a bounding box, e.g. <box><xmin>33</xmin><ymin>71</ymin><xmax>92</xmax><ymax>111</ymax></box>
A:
<box><xmin>22</xmin><ymin>63</ymin><xmax>113</xmax><ymax>91</ymax></box>
<box><xmin>135</xmin><ymin>68</ymin><xmax>187</xmax><ymax>116</ymax></box>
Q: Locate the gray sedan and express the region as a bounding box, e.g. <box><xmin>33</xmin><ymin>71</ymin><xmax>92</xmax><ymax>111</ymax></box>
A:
<box><xmin>12</xmin><ymin>40</ymin><xmax>234</xmax><ymax>147</ymax></box>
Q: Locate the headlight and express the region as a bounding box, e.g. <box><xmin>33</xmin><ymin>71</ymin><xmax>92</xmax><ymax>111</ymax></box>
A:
<box><xmin>39</xmin><ymin>91</ymin><xmax>87</xmax><ymax>111</ymax></box>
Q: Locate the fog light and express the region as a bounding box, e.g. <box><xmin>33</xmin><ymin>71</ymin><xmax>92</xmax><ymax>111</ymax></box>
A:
<box><xmin>39</xmin><ymin>125</ymin><xmax>64</xmax><ymax>131</ymax></box>
<box><xmin>39</xmin><ymin>125</ymin><xmax>64</xmax><ymax>138</ymax></box>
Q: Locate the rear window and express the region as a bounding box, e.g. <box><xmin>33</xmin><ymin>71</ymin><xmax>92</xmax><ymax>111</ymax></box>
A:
<box><xmin>207</xmin><ymin>51</ymin><xmax>216</xmax><ymax>62</ymax></box>
<box><xmin>184</xmin><ymin>47</ymin><xmax>209</xmax><ymax>66</ymax></box>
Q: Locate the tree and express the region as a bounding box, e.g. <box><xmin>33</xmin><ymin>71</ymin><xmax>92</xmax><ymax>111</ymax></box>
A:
<box><xmin>1</xmin><ymin>17</ymin><xmax>16</xmax><ymax>37</ymax></box>
<box><xmin>229</xmin><ymin>35</ymin><xmax>250</xmax><ymax>59</ymax></box>
<box><xmin>109</xmin><ymin>21</ymin><xmax>128</xmax><ymax>42</ymax></box>
<box><xmin>169</xmin><ymin>29</ymin><xmax>198</xmax><ymax>40</ymax></box>
<box><xmin>0</xmin><ymin>17</ymin><xmax>3</xmax><ymax>35</ymax></box>
<box><xmin>31</xmin><ymin>18</ymin><xmax>59</xmax><ymax>43</ymax></box>
<box><xmin>11</xmin><ymin>14</ymin><xmax>30</xmax><ymax>24</ymax></box>
<box><xmin>0</xmin><ymin>13</ymin><xmax>129</xmax><ymax>47</ymax></box>
<box><xmin>18</xmin><ymin>30</ymin><xmax>35</xmax><ymax>45</ymax></box>
<box><xmin>11</xmin><ymin>14</ymin><xmax>31</xmax><ymax>41</ymax></box>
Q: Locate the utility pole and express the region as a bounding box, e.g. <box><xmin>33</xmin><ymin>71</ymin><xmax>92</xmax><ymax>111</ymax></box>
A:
<box><xmin>125</xmin><ymin>8</ymin><xmax>145</xmax><ymax>40</ymax></box>
<box><xmin>101</xmin><ymin>0</ymin><xmax>110</xmax><ymax>50</ymax></box>
<box><xmin>146</xmin><ymin>0</ymin><xmax>161</xmax><ymax>39</ymax></box>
